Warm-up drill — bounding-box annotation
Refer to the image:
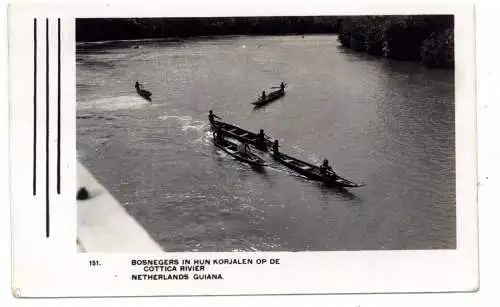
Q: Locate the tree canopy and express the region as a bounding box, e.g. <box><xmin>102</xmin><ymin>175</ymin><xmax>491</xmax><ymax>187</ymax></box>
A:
<box><xmin>337</xmin><ymin>15</ymin><xmax>454</xmax><ymax>68</ymax></box>
<box><xmin>76</xmin><ymin>17</ymin><xmax>341</xmax><ymax>42</ymax></box>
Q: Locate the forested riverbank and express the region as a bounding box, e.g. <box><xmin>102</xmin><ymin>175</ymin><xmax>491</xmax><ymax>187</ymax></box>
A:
<box><xmin>337</xmin><ymin>15</ymin><xmax>454</xmax><ymax>69</ymax></box>
<box><xmin>76</xmin><ymin>17</ymin><xmax>341</xmax><ymax>42</ymax></box>
<box><xmin>77</xmin><ymin>16</ymin><xmax>454</xmax><ymax>69</ymax></box>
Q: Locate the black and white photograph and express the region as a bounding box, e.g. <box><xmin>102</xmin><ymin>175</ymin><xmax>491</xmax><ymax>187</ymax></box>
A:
<box><xmin>76</xmin><ymin>15</ymin><xmax>456</xmax><ymax>253</ymax></box>
<box><xmin>8</xmin><ymin>2</ymin><xmax>479</xmax><ymax>297</ymax></box>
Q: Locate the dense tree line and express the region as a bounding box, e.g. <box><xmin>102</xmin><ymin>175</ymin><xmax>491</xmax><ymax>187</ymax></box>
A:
<box><xmin>77</xmin><ymin>16</ymin><xmax>453</xmax><ymax>69</ymax></box>
<box><xmin>76</xmin><ymin>17</ymin><xmax>341</xmax><ymax>42</ymax></box>
<box><xmin>337</xmin><ymin>15</ymin><xmax>454</xmax><ymax>68</ymax></box>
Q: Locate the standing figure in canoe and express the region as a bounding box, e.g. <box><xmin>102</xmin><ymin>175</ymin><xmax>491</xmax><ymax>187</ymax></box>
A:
<box><xmin>135</xmin><ymin>80</ymin><xmax>152</xmax><ymax>101</ymax></box>
<box><xmin>257</xmin><ymin>129</ymin><xmax>266</xmax><ymax>148</ymax></box>
<box><xmin>272</xmin><ymin>139</ymin><xmax>280</xmax><ymax>155</ymax></box>
<box><xmin>319</xmin><ymin>159</ymin><xmax>335</xmax><ymax>176</ymax></box>
<box><xmin>280</xmin><ymin>81</ymin><xmax>286</xmax><ymax>91</ymax></box>
<box><xmin>261</xmin><ymin>91</ymin><xmax>266</xmax><ymax>101</ymax></box>
<box><xmin>208</xmin><ymin>110</ymin><xmax>221</xmax><ymax>124</ymax></box>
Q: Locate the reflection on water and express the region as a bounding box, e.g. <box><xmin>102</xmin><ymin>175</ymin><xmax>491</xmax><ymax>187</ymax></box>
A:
<box><xmin>77</xmin><ymin>35</ymin><xmax>455</xmax><ymax>251</ymax></box>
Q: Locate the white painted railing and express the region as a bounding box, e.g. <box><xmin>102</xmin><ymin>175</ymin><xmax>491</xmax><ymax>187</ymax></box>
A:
<box><xmin>76</xmin><ymin>162</ymin><xmax>163</xmax><ymax>253</ymax></box>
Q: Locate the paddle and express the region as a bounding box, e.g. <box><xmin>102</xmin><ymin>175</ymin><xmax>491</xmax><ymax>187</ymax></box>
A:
<box><xmin>270</xmin><ymin>82</ymin><xmax>287</xmax><ymax>89</ymax></box>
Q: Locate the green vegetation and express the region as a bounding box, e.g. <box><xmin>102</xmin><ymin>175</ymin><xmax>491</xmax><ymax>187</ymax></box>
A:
<box><xmin>337</xmin><ymin>15</ymin><xmax>454</xmax><ymax>68</ymax></box>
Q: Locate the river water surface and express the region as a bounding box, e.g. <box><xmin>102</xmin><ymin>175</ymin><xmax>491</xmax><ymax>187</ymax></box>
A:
<box><xmin>77</xmin><ymin>35</ymin><xmax>455</xmax><ymax>252</ymax></box>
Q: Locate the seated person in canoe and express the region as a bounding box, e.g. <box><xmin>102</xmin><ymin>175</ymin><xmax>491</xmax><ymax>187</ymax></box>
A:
<box><xmin>319</xmin><ymin>159</ymin><xmax>335</xmax><ymax>176</ymax></box>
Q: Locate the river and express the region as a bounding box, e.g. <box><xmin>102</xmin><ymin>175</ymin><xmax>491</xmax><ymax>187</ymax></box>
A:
<box><xmin>76</xmin><ymin>35</ymin><xmax>455</xmax><ymax>252</ymax></box>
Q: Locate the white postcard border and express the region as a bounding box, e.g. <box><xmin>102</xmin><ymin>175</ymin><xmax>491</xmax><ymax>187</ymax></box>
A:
<box><xmin>9</xmin><ymin>2</ymin><xmax>477</xmax><ymax>297</ymax></box>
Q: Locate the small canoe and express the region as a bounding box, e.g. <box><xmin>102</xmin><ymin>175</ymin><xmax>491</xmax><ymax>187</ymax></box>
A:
<box><xmin>251</xmin><ymin>88</ymin><xmax>285</xmax><ymax>107</ymax></box>
<box><xmin>136</xmin><ymin>87</ymin><xmax>152</xmax><ymax>101</ymax></box>
<box><xmin>210</xmin><ymin>120</ymin><xmax>272</xmax><ymax>151</ymax></box>
<box><xmin>272</xmin><ymin>151</ymin><xmax>364</xmax><ymax>188</ymax></box>
<box><xmin>213</xmin><ymin>136</ymin><xmax>267</xmax><ymax>168</ymax></box>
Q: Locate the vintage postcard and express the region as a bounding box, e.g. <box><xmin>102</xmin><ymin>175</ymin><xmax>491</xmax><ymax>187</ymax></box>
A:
<box><xmin>8</xmin><ymin>1</ymin><xmax>478</xmax><ymax>297</ymax></box>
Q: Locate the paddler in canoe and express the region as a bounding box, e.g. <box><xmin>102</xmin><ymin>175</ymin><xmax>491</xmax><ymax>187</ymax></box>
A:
<box><xmin>272</xmin><ymin>139</ymin><xmax>280</xmax><ymax>155</ymax></box>
<box><xmin>319</xmin><ymin>159</ymin><xmax>335</xmax><ymax>176</ymax></box>
<box><xmin>208</xmin><ymin>110</ymin><xmax>221</xmax><ymax>124</ymax></box>
<box><xmin>135</xmin><ymin>80</ymin><xmax>153</xmax><ymax>101</ymax></box>
<box><xmin>270</xmin><ymin>82</ymin><xmax>286</xmax><ymax>91</ymax></box>
<box><xmin>135</xmin><ymin>80</ymin><xmax>148</xmax><ymax>91</ymax></box>
<box><xmin>257</xmin><ymin>129</ymin><xmax>266</xmax><ymax>147</ymax></box>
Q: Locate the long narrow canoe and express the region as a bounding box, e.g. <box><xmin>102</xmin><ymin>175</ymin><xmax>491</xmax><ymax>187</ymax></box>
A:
<box><xmin>213</xmin><ymin>136</ymin><xmax>267</xmax><ymax>168</ymax></box>
<box><xmin>136</xmin><ymin>87</ymin><xmax>152</xmax><ymax>101</ymax></box>
<box><xmin>272</xmin><ymin>151</ymin><xmax>364</xmax><ymax>188</ymax></box>
<box><xmin>211</xmin><ymin>120</ymin><xmax>273</xmax><ymax>151</ymax></box>
<box><xmin>251</xmin><ymin>88</ymin><xmax>285</xmax><ymax>107</ymax></box>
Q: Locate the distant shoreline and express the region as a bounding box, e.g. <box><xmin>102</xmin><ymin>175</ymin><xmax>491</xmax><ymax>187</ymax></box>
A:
<box><xmin>76</xmin><ymin>33</ymin><xmax>339</xmax><ymax>45</ymax></box>
<box><xmin>75</xmin><ymin>16</ymin><xmax>453</xmax><ymax>69</ymax></box>
<box><xmin>75</xmin><ymin>17</ymin><xmax>341</xmax><ymax>42</ymax></box>
<box><xmin>76</xmin><ymin>37</ymin><xmax>180</xmax><ymax>45</ymax></box>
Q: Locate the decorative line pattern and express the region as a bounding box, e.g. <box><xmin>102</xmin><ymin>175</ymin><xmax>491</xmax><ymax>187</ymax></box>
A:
<box><xmin>45</xmin><ymin>18</ymin><xmax>50</xmax><ymax>238</ymax></box>
<box><xmin>33</xmin><ymin>18</ymin><xmax>37</xmax><ymax>196</ymax></box>
<box><xmin>57</xmin><ymin>18</ymin><xmax>61</xmax><ymax>194</ymax></box>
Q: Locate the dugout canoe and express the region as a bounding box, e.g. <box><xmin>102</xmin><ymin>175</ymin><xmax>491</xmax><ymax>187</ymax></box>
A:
<box><xmin>210</xmin><ymin>120</ymin><xmax>273</xmax><ymax>151</ymax></box>
<box><xmin>251</xmin><ymin>87</ymin><xmax>285</xmax><ymax>107</ymax></box>
<box><xmin>136</xmin><ymin>87</ymin><xmax>152</xmax><ymax>101</ymax></box>
<box><xmin>213</xmin><ymin>134</ymin><xmax>267</xmax><ymax>168</ymax></box>
<box><xmin>272</xmin><ymin>150</ymin><xmax>364</xmax><ymax>188</ymax></box>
